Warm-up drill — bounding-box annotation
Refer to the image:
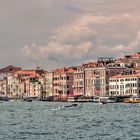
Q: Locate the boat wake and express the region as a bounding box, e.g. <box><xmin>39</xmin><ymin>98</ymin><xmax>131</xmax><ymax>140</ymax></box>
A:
<box><xmin>51</xmin><ymin>103</ymin><xmax>82</xmax><ymax>111</ymax></box>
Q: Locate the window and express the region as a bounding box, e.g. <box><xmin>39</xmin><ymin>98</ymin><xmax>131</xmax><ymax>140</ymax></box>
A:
<box><xmin>56</xmin><ymin>89</ymin><xmax>58</xmax><ymax>93</ymax></box>
<box><xmin>79</xmin><ymin>81</ymin><xmax>83</xmax><ymax>85</ymax></box>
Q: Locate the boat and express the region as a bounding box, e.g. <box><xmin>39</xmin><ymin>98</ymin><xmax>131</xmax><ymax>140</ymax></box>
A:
<box><xmin>58</xmin><ymin>103</ymin><xmax>82</xmax><ymax>110</ymax></box>
<box><xmin>124</xmin><ymin>97</ymin><xmax>140</xmax><ymax>103</ymax></box>
<box><xmin>23</xmin><ymin>98</ymin><xmax>33</xmax><ymax>102</ymax></box>
<box><xmin>26</xmin><ymin>99</ymin><xmax>33</xmax><ymax>102</ymax></box>
<box><xmin>99</xmin><ymin>101</ymin><xmax>107</xmax><ymax>105</ymax></box>
<box><xmin>0</xmin><ymin>96</ymin><xmax>10</xmax><ymax>101</ymax></box>
<box><xmin>105</xmin><ymin>99</ymin><xmax>116</xmax><ymax>103</ymax></box>
<box><xmin>92</xmin><ymin>96</ymin><xmax>116</xmax><ymax>103</ymax></box>
<box><xmin>92</xmin><ymin>96</ymin><xmax>100</xmax><ymax>103</ymax></box>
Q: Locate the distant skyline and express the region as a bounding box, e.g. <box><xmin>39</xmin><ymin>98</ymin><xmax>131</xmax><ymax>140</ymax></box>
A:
<box><xmin>0</xmin><ymin>0</ymin><xmax>140</xmax><ymax>70</ymax></box>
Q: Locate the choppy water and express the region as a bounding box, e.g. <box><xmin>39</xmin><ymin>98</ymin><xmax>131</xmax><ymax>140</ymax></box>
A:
<box><xmin>0</xmin><ymin>101</ymin><xmax>140</xmax><ymax>140</ymax></box>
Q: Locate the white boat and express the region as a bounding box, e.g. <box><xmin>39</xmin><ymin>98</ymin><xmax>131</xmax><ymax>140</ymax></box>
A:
<box><xmin>99</xmin><ymin>96</ymin><xmax>116</xmax><ymax>103</ymax></box>
<box><xmin>92</xmin><ymin>96</ymin><xmax>100</xmax><ymax>103</ymax></box>
<box><xmin>106</xmin><ymin>99</ymin><xmax>116</xmax><ymax>103</ymax></box>
<box><xmin>58</xmin><ymin>104</ymin><xmax>82</xmax><ymax>110</ymax></box>
<box><xmin>98</xmin><ymin>101</ymin><xmax>107</xmax><ymax>105</ymax></box>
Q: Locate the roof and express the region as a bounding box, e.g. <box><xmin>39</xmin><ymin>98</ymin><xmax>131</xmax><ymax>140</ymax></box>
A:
<box><xmin>15</xmin><ymin>70</ymin><xmax>36</xmax><ymax>75</ymax></box>
<box><xmin>0</xmin><ymin>65</ymin><xmax>21</xmax><ymax>73</ymax></box>
<box><xmin>131</xmin><ymin>53</ymin><xmax>140</xmax><ymax>57</ymax></box>
<box><xmin>28</xmin><ymin>73</ymin><xmax>40</xmax><ymax>78</ymax></box>
<box><xmin>111</xmin><ymin>73</ymin><xmax>140</xmax><ymax>78</ymax></box>
<box><xmin>82</xmin><ymin>62</ymin><xmax>97</xmax><ymax>68</ymax></box>
<box><xmin>52</xmin><ymin>67</ymin><xmax>76</xmax><ymax>74</ymax></box>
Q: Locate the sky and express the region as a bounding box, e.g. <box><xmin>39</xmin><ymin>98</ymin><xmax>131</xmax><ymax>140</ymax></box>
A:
<box><xmin>0</xmin><ymin>0</ymin><xmax>140</xmax><ymax>70</ymax></box>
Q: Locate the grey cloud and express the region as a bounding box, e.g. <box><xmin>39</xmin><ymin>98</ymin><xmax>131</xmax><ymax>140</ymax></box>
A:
<box><xmin>1</xmin><ymin>0</ymin><xmax>140</xmax><ymax>69</ymax></box>
<box><xmin>22</xmin><ymin>13</ymin><xmax>140</xmax><ymax>68</ymax></box>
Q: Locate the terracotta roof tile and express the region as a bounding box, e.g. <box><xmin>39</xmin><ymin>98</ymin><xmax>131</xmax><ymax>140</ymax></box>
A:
<box><xmin>111</xmin><ymin>73</ymin><xmax>140</xmax><ymax>78</ymax></box>
<box><xmin>15</xmin><ymin>70</ymin><xmax>36</xmax><ymax>75</ymax></box>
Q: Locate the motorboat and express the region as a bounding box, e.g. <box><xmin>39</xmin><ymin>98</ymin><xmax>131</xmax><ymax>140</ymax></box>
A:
<box><xmin>26</xmin><ymin>99</ymin><xmax>33</xmax><ymax>102</ymax></box>
<box><xmin>92</xmin><ymin>96</ymin><xmax>116</xmax><ymax>103</ymax></box>
<box><xmin>105</xmin><ymin>99</ymin><xmax>116</xmax><ymax>103</ymax></box>
<box><xmin>124</xmin><ymin>97</ymin><xmax>140</xmax><ymax>103</ymax></box>
<box><xmin>58</xmin><ymin>103</ymin><xmax>82</xmax><ymax>110</ymax></box>
<box><xmin>0</xmin><ymin>96</ymin><xmax>10</xmax><ymax>101</ymax></box>
<box><xmin>99</xmin><ymin>101</ymin><xmax>107</xmax><ymax>105</ymax></box>
<box><xmin>92</xmin><ymin>98</ymin><xmax>99</xmax><ymax>103</ymax></box>
<box><xmin>23</xmin><ymin>98</ymin><xmax>33</xmax><ymax>102</ymax></box>
<box><xmin>92</xmin><ymin>96</ymin><xmax>100</xmax><ymax>103</ymax></box>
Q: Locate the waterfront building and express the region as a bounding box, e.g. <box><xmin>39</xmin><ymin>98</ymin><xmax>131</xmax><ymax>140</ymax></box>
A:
<box><xmin>6</xmin><ymin>70</ymin><xmax>41</xmax><ymax>98</ymax></box>
<box><xmin>19</xmin><ymin>75</ymin><xmax>41</xmax><ymax>99</ymax></box>
<box><xmin>73</xmin><ymin>66</ymin><xmax>86</xmax><ymax>97</ymax></box>
<box><xmin>72</xmin><ymin>62</ymin><xmax>97</xmax><ymax>97</ymax></box>
<box><xmin>109</xmin><ymin>73</ymin><xmax>140</xmax><ymax>97</ymax></box>
<box><xmin>0</xmin><ymin>65</ymin><xmax>21</xmax><ymax>80</ymax></box>
<box><xmin>7</xmin><ymin>73</ymin><xmax>20</xmax><ymax>98</ymax></box>
<box><xmin>53</xmin><ymin>67</ymin><xmax>76</xmax><ymax>100</ymax></box>
<box><xmin>28</xmin><ymin>75</ymin><xmax>42</xmax><ymax>98</ymax></box>
<box><xmin>85</xmin><ymin>66</ymin><xmax>133</xmax><ymax>96</ymax></box>
<box><xmin>44</xmin><ymin>72</ymin><xmax>53</xmax><ymax>97</ymax></box>
<box><xmin>114</xmin><ymin>52</ymin><xmax>140</xmax><ymax>68</ymax></box>
<box><xmin>0</xmin><ymin>78</ymin><xmax>7</xmax><ymax>97</ymax></box>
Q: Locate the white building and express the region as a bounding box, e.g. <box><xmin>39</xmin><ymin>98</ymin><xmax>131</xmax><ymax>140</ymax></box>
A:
<box><xmin>29</xmin><ymin>76</ymin><xmax>42</xmax><ymax>98</ymax></box>
<box><xmin>7</xmin><ymin>73</ymin><xmax>19</xmax><ymax>98</ymax></box>
<box><xmin>109</xmin><ymin>73</ymin><xmax>140</xmax><ymax>97</ymax></box>
<box><xmin>45</xmin><ymin>72</ymin><xmax>53</xmax><ymax>97</ymax></box>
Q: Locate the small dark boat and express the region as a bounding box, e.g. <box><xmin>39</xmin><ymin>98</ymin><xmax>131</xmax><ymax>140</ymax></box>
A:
<box><xmin>0</xmin><ymin>96</ymin><xmax>10</xmax><ymax>101</ymax></box>
<box><xmin>23</xmin><ymin>98</ymin><xmax>33</xmax><ymax>102</ymax></box>
<box><xmin>26</xmin><ymin>99</ymin><xmax>32</xmax><ymax>102</ymax></box>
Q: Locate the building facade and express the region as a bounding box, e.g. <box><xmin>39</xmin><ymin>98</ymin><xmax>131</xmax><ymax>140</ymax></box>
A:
<box><xmin>53</xmin><ymin>68</ymin><xmax>75</xmax><ymax>100</ymax></box>
<box><xmin>85</xmin><ymin>66</ymin><xmax>133</xmax><ymax>96</ymax></box>
<box><xmin>73</xmin><ymin>66</ymin><xmax>85</xmax><ymax>96</ymax></box>
<box><xmin>45</xmin><ymin>72</ymin><xmax>53</xmax><ymax>97</ymax></box>
<box><xmin>109</xmin><ymin>74</ymin><xmax>140</xmax><ymax>97</ymax></box>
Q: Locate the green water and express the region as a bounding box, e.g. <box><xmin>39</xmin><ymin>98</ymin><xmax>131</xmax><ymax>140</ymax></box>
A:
<box><xmin>0</xmin><ymin>101</ymin><xmax>140</xmax><ymax>140</ymax></box>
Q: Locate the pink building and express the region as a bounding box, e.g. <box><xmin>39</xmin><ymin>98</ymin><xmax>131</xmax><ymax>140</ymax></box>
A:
<box><xmin>53</xmin><ymin>67</ymin><xmax>76</xmax><ymax>101</ymax></box>
<box><xmin>73</xmin><ymin>66</ymin><xmax>85</xmax><ymax>97</ymax></box>
<box><xmin>73</xmin><ymin>62</ymin><xmax>97</xmax><ymax>97</ymax></box>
